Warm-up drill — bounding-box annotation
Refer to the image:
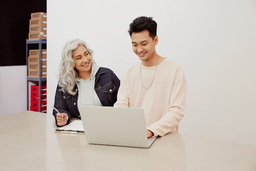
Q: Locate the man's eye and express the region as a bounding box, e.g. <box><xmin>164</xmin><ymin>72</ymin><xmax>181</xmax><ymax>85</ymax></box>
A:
<box><xmin>76</xmin><ymin>57</ymin><xmax>81</xmax><ymax>60</ymax></box>
<box><xmin>133</xmin><ymin>44</ymin><xmax>137</xmax><ymax>47</ymax></box>
<box><xmin>85</xmin><ymin>52</ymin><xmax>89</xmax><ymax>56</ymax></box>
<box><xmin>142</xmin><ymin>44</ymin><xmax>147</xmax><ymax>46</ymax></box>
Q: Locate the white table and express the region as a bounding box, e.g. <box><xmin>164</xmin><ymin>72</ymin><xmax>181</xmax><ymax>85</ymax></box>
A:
<box><xmin>1</xmin><ymin>111</ymin><xmax>256</xmax><ymax>171</ymax></box>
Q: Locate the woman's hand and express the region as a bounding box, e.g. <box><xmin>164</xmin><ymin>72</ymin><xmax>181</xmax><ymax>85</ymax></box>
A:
<box><xmin>56</xmin><ymin>113</ymin><xmax>68</xmax><ymax>126</ymax></box>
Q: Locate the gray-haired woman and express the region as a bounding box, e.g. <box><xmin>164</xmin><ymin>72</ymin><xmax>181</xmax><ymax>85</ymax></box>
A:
<box><xmin>53</xmin><ymin>39</ymin><xmax>120</xmax><ymax>126</ymax></box>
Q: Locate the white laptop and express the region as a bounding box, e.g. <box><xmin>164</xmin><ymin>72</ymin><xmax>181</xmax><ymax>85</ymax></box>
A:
<box><xmin>79</xmin><ymin>106</ymin><xmax>156</xmax><ymax>148</ymax></box>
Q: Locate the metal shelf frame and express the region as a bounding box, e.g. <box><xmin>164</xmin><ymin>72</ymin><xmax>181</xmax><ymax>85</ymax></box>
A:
<box><xmin>26</xmin><ymin>38</ymin><xmax>47</xmax><ymax>112</ymax></box>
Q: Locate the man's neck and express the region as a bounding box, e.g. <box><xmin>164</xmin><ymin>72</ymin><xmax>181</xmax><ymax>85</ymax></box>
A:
<box><xmin>142</xmin><ymin>54</ymin><xmax>160</xmax><ymax>67</ymax></box>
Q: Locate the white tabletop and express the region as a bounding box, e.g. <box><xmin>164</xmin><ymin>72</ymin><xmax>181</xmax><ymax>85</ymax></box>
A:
<box><xmin>0</xmin><ymin>111</ymin><xmax>256</xmax><ymax>171</ymax></box>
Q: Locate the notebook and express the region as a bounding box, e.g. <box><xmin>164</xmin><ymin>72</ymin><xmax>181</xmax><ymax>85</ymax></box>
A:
<box><xmin>79</xmin><ymin>106</ymin><xmax>156</xmax><ymax>148</ymax></box>
<box><xmin>55</xmin><ymin>119</ymin><xmax>84</xmax><ymax>134</ymax></box>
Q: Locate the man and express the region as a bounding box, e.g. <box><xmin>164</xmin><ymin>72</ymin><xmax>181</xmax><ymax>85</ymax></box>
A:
<box><xmin>114</xmin><ymin>16</ymin><xmax>187</xmax><ymax>138</ymax></box>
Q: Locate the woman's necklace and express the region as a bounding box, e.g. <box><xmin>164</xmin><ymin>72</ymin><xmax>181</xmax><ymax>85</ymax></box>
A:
<box><xmin>140</xmin><ymin>56</ymin><xmax>160</xmax><ymax>89</ymax></box>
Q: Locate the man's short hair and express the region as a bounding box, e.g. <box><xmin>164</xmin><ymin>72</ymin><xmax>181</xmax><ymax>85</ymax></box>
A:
<box><xmin>128</xmin><ymin>16</ymin><xmax>157</xmax><ymax>38</ymax></box>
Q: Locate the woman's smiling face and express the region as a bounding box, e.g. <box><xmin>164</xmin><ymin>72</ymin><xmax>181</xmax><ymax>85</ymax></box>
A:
<box><xmin>72</xmin><ymin>44</ymin><xmax>92</xmax><ymax>75</ymax></box>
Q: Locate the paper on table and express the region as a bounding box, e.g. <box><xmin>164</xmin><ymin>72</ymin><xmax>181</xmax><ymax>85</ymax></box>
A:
<box><xmin>55</xmin><ymin>120</ymin><xmax>84</xmax><ymax>133</ymax></box>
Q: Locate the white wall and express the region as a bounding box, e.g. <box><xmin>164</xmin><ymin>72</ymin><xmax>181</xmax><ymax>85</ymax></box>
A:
<box><xmin>0</xmin><ymin>66</ymin><xmax>27</xmax><ymax>116</ymax></box>
<box><xmin>47</xmin><ymin>0</ymin><xmax>256</xmax><ymax>145</ymax></box>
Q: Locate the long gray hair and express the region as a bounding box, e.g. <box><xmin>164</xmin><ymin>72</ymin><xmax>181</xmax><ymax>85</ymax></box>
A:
<box><xmin>58</xmin><ymin>39</ymin><xmax>94</xmax><ymax>95</ymax></box>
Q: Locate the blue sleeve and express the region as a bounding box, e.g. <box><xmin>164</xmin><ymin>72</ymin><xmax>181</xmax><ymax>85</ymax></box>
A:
<box><xmin>53</xmin><ymin>85</ymin><xmax>72</xmax><ymax>126</ymax></box>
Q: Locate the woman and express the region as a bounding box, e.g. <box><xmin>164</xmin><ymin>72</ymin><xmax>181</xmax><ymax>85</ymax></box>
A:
<box><xmin>53</xmin><ymin>39</ymin><xmax>120</xmax><ymax>126</ymax></box>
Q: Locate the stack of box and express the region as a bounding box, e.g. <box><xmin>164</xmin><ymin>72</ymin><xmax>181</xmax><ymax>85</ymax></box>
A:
<box><xmin>29</xmin><ymin>12</ymin><xmax>47</xmax><ymax>40</ymax></box>
<box><xmin>28</xmin><ymin>49</ymin><xmax>47</xmax><ymax>78</ymax></box>
<box><xmin>30</xmin><ymin>84</ymin><xmax>47</xmax><ymax>113</ymax></box>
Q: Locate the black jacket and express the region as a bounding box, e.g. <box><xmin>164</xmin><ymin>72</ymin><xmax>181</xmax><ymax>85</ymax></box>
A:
<box><xmin>53</xmin><ymin>67</ymin><xmax>120</xmax><ymax>125</ymax></box>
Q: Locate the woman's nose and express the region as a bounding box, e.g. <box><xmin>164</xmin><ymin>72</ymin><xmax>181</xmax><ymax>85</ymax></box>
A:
<box><xmin>82</xmin><ymin>56</ymin><xmax>89</xmax><ymax>62</ymax></box>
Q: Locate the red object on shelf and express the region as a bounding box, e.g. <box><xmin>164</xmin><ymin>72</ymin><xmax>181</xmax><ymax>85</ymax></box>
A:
<box><xmin>30</xmin><ymin>84</ymin><xmax>47</xmax><ymax>112</ymax></box>
<box><xmin>30</xmin><ymin>101</ymin><xmax>47</xmax><ymax>112</ymax></box>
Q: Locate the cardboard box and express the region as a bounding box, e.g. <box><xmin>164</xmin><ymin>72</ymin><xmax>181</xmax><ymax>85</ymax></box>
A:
<box><xmin>28</xmin><ymin>57</ymin><xmax>47</xmax><ymax>64</ymax></box>
<box><xmin>29</xmin><ymin>25</ymin><xmax>47</xmax><ymax>33</ymax></box>
<box><xmin>28</xmin><ymin>63</ymin><xmax>47</xmax><ymax>70</ymax></box>
<box><xmin>30</xmin><ymin>16</ymin><xmax>46</xmax><ymax>22</ymax></box>
<box><xmin>29</xmin><ymin>67</ymin><xmax>47</xmax><ymax>72</ymax></box>
<box><xmin>31</xmin><ymin>12</ymin><xmax>47</xmax><ymax>19</ymax></box>
<box><xmin>28</xmin><ymin>32</ymin><xmax>47</xmax><ymax>40</ymax></box>
<box><xmin>28</xmin><ymin>68</ymin><xmax>47</xmax><ymax>78</ymax></box>
<box><xmin>29</xmin><ymin>19</ymin><xmax>47</xmax><ymax>28</ymax></box>
<box><xmin>29</xmin><ymin>49</ymin><xmax>47</xmax><ymax>56</ymax></box>
<box><xmin>28</xmin><ymin>58</ymin><xmax>47</xmax><ymax>65</ymax></box>
<box><xmin>30</xmin><ymin>19</ymin><xmax>47</xmax><ymax>26</ymax></box>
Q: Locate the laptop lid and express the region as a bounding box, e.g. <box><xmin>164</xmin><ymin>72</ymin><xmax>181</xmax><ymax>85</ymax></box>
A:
<box><xmin>79</xmin><ymin>106</ymin><xmax>156</xmax><ymax>148</ymax></box>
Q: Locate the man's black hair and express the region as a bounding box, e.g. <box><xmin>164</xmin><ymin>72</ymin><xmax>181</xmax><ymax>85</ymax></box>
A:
<box><xmin>128</xmin><ymin>16</ymin><xmax>157</xmax><ymax>38</ymax></box>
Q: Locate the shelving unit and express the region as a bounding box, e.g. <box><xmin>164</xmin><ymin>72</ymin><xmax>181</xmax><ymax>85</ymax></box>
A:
<box><xmin>26</xmin><ymin>38</ymin><xmax>47</xmax><ymax>112</ymax></box>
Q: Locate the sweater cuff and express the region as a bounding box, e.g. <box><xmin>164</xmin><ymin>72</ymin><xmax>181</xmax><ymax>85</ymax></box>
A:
<box><xmin>147</xmin><ymin>126</ymin><xmax>158</xmax><ymax>138</ymax></box>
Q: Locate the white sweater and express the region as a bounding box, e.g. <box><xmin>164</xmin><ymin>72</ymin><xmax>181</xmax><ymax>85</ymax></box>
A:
<box><xmin>114</xmin><ymin>58</ymin><xmax>187</xmax><ymax>136</ymax></box>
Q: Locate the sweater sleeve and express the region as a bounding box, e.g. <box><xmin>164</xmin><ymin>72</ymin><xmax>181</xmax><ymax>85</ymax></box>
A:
<box><xmin>147</xmin><ymin>66</ymin><xmax>187</xmax><ymax>136</ymax></box>
<box><xmin>114</xmin><ymin>72</ymin><xmax>129</xmax><ymax>107</ymax></box>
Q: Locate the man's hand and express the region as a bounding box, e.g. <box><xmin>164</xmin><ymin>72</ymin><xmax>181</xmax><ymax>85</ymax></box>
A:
<box><xmin>56</xmin><ymin>113</ymin><xmax>68</xmax><ymax>126</ymax></box>
<box><xmin>147</xmin><ymin>130</ymin><xmax>154</xmax><ymax>138</ymax></box>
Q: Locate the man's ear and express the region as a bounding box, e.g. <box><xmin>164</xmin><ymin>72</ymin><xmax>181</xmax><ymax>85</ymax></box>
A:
<box><xmin>154</xmin><ymin>36</ymin><xmax>159</xmax><ymax>46</ymax></box>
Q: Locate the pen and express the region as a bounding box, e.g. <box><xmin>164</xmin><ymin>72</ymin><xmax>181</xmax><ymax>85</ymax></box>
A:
<box><xmin>52</xmin><ymin>106</ymin><xmax>68</xmax><ymax>121</ymax></box>
<box><xmin>55</xmin><ymin>129</ymin><xmax>84</xmax><ymax>134</ymax></box>
<box><xmin>59</xmin><ymin>130</ymin><xmax>84</xmax><ymax>134</ymax></box>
